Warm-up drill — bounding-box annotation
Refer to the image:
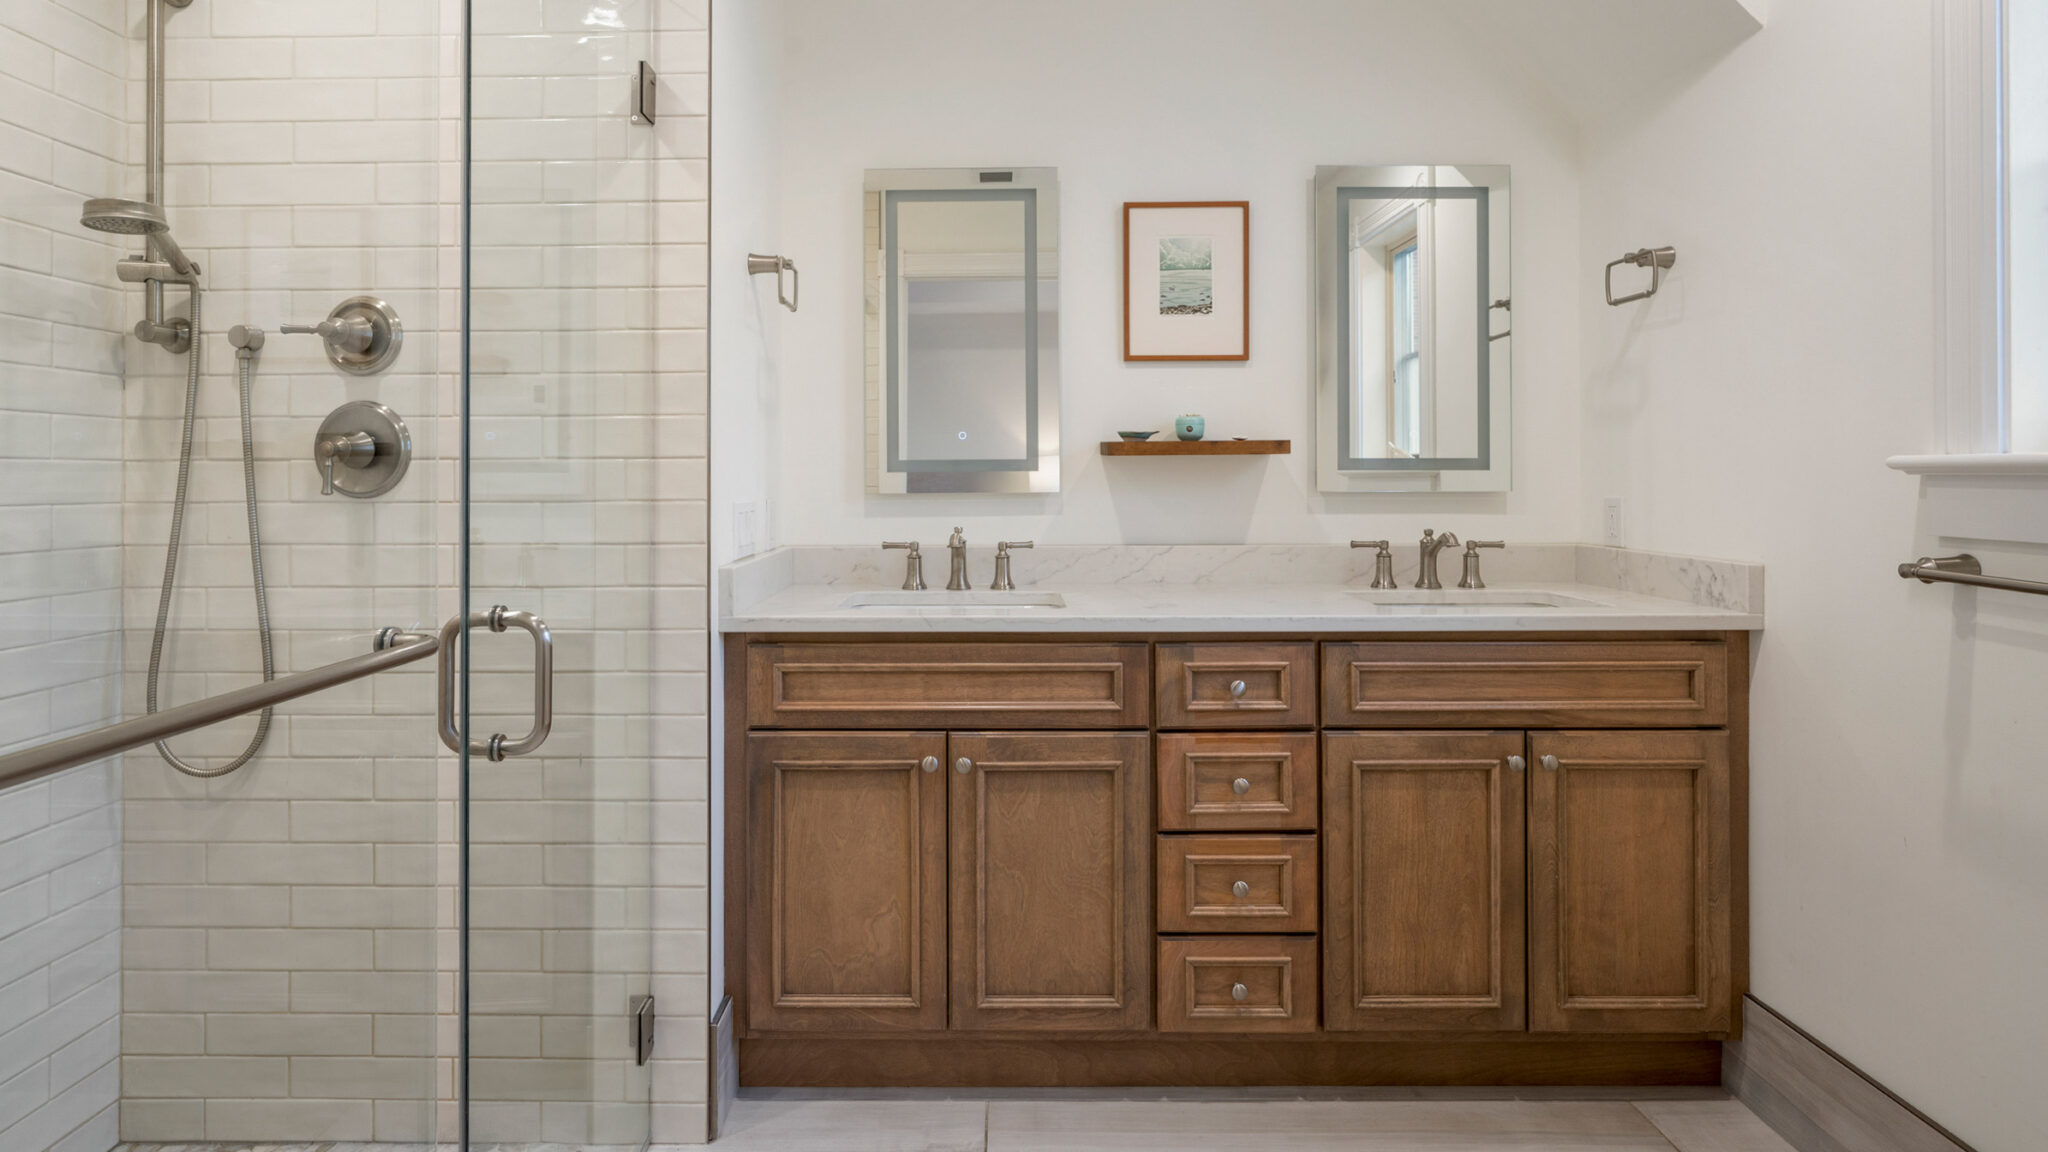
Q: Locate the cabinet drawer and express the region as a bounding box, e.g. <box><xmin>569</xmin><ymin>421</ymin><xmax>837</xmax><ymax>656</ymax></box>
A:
<box><xmin>1157</xmin><ymin>835</ymin><xmax>1318</xmax><ymax>933</ymax></box>
<box><xmin>1322</xmin><ymin>641</ymin><xmax>1728</xmax><ymax>728</ymax></box>
<box><xmin>1158</xmin><ymin>936</ymin><xmax>1318</xmax><ymax>1033</ymax></box>
<box><xmin>1157</xmin><ymin>642</ymin><xmax>1316</xmax><ymax>728</ymax></box>
<box><xmin>746</xmin><ymin>642</ymin><xmax>1151</xmax><ymax>729</ymax></box>
<box><xmin>1157</xmin><ymin>733</ymin><xmax>1318</xmax><ymax>831</ymax></box>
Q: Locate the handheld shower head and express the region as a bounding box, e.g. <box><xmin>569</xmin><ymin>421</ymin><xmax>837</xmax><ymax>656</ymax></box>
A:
<box><xmin>80</xmin><ymin>196</ymin><xmax>165</xmax><ymax>234</ymax></box>
<box><xmin>81</xmin><ymin>196</ymin><xmax>196</xmax><ymax>276</ymax></box>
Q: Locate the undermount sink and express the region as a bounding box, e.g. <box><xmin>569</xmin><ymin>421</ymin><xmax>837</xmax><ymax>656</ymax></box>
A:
<box><xmin>1348</xmin><ymin>589</ymin><xmax>1604</xmax><ymax>613</ymax></box>
<box><xmin>839</xmin><ymin>590</ymin><xmax>1067</xmax><ymax>611</ymax></box>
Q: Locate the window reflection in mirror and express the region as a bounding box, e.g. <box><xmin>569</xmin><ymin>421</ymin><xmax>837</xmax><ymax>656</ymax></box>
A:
<box><xmin>1316</xmin><ymin>165</ymin><xmax>1511</xmax><ymax>493</ymax></box>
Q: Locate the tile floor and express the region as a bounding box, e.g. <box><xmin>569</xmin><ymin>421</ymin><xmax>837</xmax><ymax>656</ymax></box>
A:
<box><xmin>707</xmin><ymin>1093</ymin><xmax>1799</xmax><ymax>1152</ymax></box>
<box><xmin>111</xmin><ymin>1097</ymin><xmax>1798</xmax><ymax>1151</ymax></box>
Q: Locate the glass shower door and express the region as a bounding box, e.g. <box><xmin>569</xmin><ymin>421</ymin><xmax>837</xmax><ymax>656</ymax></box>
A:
<box><xmin>462</xmin><ymin>5</ymin><xmax>657</xmax><ymax>1147</ymax></box>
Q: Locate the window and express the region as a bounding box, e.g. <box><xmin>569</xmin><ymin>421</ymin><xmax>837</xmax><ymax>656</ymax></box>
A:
<box><xmin>1389</xmin><ymin>238</ymin><xmax>1422</xmax><ymax>457</ymax></box>
<box><xmin>2013</xmin><ymin>0</ymin><xmax>2045</xmax><ymax>450</ymax></box>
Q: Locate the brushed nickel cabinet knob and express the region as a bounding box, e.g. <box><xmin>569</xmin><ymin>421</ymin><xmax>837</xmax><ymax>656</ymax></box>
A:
<box><xmin>1232</xmin><ymin>777</ymin><xmax>1251</xmax><ymax>795</ymax></box>
<box><xmin>921</xmin><ymin>756</ymin><xmax>940</xmax><ymax>773</ymax></box>
<box><xmin>1229</xmin><ymin>679</ymin><xmax>1248</xmax><ymax>699</ymax></box>
<box><xmin>955</xmin><ymin>757</ymin><xmax>974</xmax><ymax>775</ymax></box>
<box><xmin>1508</xmin><ymin>755</ymin><xmax>1526</xmax><ymax>773</ymax></box>
<box><xmin>1540</xmin><ymin>754</ymin><xmax>1560</xmax><ymax>771</ymax></box>
<box><xmin>1231</xmin><ymin>983</ymin><xmax>1249</xmax><ymax>1001</ymax></box>
<box><xmin>1232</xmin><ymin>881</ymin><xmax>1250</xmax><ymax>898</ymax></box>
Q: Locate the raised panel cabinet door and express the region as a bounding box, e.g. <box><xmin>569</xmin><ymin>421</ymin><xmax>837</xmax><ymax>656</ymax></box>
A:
<box><xmin>949</xmin><ymin>732</ymin><xmax>1151</xmax><ymax>1031</ymax></box>
<box><xmin>745</xmin><ymin>732</ymin><xmax>948</xmax><ymax>1032</ymax></box>
<box><xmin>1528</xmin><ymin>730</ymin><xmax>1732</xmax><ymax>1034</ymax></box>
<box><xmin>1323</xmin><ymin>731</ymin><xmax>1526</xmax><ymax>1032</ymax></box>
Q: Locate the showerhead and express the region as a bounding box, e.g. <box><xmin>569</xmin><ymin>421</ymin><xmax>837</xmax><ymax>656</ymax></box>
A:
<box><xmin>80</xmin><ymin>196</ymin><xmax>166</xmax><ymax>235</ymax></box>
<box><xmin>81</xmin><ymin>196</ymin><xmax>196</xmax><ymax>277</ymax></box>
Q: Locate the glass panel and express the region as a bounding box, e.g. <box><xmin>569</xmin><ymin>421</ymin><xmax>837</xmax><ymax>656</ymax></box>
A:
<box><xmin>464</xmin><ymin>3</ymin><xmax>656</xmax><ymax>1149</ymax></box>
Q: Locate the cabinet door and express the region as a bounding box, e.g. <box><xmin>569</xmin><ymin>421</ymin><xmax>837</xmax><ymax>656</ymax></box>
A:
<box><xmin>1528</xmin><ymin>730</ymin><xmax>1732</xmax><ymax>1034</ymax></box>
<box><xmin>745</xmin><ymin>732</ymin><xmax>948</xmax><ymax>1032</ymax></box>
<box><xmin>949</xmin><ymin>732</ymin><xmax>1151</xmax><ymax>1031</ymax></box>
<box><xmin>1323</xmin><ymin>731</ymin><xmax>1526</xmax><ymax>1032</ymax></box>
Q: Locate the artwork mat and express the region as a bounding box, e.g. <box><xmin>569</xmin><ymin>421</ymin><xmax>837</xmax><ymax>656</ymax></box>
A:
<box><xmin>1123</xmin><ymin>201</ymin><xmax>1250</xmax><ymax>361</ymax></box>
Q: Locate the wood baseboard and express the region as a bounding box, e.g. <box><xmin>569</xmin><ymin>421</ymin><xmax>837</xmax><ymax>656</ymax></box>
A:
<box><xmin>1725</xmin><ymin>996</ymin><xmax>1972</xmax><ymax>1152</ymax></box>
<box><xmin>741</xmin><ymin>1037</ymin><xmax>1722</xmax><ymax>1088</ymax></box>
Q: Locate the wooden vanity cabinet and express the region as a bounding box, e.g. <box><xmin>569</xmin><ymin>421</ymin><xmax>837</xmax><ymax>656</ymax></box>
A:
<box><xmin>728</xmin><ymin>632</ymin><xmax>1747</xmax><ymax>1086</ymax></box>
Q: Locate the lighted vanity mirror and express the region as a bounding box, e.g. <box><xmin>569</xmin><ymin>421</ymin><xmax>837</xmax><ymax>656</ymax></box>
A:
<box><xmin>865</xmin><ymin>167</ymin><xmax>1060</xmax><ymax>494</ymax></box>
<box><xmin>1315</xmin><ymin>165</ymin><xmax>1511</xmax><ymax>493</ymax></box>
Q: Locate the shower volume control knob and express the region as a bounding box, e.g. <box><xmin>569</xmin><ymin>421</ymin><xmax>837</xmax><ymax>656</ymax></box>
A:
<box><xmin>283</xmin><ymin>296</ymin><xmax>403</xmax><ymax>375</ymax></box>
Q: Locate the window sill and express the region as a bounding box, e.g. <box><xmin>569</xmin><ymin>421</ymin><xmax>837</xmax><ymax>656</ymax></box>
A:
<box><xmin>1886</xmin><ymin>453</ymin><xmax>2048</xmax><ymax>476</ymax></box>
<box><xmin>1888</xmin><ymin>455</ymin><xmax>2048</xmax><ymax>544</ymax></box>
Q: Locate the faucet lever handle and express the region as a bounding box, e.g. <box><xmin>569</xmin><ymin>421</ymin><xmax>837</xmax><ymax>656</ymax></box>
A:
<box><xmin>997</xmin><ymin>540</ymin><xmax>1034</xmax><ymax>555</ymax></box>
<box><xmin>1466</xmin><ymin>539</ymin><xmax>1505</xmax><ymax>553</ymax></box>
<box><xmin>883</xmin><ymin>541</ymin><xmax>927</xmax><ymax>591</ymax></box>
<box><xmin>1350</xmin><ymin>540</ymin><xmax>1391</xmax><ymax>553</ymax></box>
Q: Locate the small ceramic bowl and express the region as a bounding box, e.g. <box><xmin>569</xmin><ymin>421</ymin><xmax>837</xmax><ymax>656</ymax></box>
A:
<box><xmin>1117</xmin><ymin>430</ymin><xmax>1157</xmax><ymax>441</ymax></box>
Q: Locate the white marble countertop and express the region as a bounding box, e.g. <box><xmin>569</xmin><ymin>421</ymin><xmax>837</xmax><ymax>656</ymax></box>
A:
<box><xmin>720</xmin><ymin>545</ymin><xmax>1763</xmax><ymax>634</ymax></box>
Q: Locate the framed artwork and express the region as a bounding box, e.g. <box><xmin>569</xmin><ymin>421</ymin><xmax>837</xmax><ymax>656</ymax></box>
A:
<box><xmin>1122</xmin><ymin>200</ymin><xmax>1250</xmax><ymax>361</ymax></box>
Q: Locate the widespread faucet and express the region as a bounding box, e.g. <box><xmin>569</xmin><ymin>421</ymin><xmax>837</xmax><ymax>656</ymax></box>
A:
<box><xmin>1416</xmin><ymin>529</ymin><xmax>1460</xmax><ymax>590</ymax></box>
<box><xmin>945</xmin><ymin>527</ymin><xmax>970</xmax><ymax>591</ymax></box>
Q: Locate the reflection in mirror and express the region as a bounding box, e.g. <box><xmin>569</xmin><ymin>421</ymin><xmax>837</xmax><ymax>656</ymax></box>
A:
<box><xmin>1316</xmin><ymin>165</ymin><xmax>1511</xmax><ymax>493</ymax></box>
<box><xmin>865</xmin><ymin>168</ymin><xmax>1059</xmax><ymax>494</ymax></box>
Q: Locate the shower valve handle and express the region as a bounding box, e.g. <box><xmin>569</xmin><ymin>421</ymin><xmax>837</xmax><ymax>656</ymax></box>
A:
<box><xmin>282</xmin><ymin>315</ymin><xmax>376</xmax><ymax>356</ymax></box>
<box><xmin>316</xmin><ymin>432</ymin><xmax>377</xmax><ymax>496</ymax></box>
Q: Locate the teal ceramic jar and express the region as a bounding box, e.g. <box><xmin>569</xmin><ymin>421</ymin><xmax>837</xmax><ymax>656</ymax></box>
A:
<box><xmin>1175</xmin><ymin>415</ymin><xmax>1205</xmax><ymax>441</ymax></box>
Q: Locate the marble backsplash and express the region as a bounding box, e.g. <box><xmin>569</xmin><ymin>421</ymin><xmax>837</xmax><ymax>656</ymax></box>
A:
<box><xmin>721</xmin><ymin>543</ymin><xmax>1762</xmax><ymax>616</ymax></box>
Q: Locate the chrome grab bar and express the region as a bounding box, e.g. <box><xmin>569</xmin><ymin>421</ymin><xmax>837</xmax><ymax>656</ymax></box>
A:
<box><xmin>1899</xmin><ymin>554</ymin><xmax>2048</xmax><ymax>598</ymax></box>
<box><xmin>437</xmin><ymin>605</ymin><xmax>554</xmax><ymax>762</ymax></box>
<box><xmin>0</xmin><ymin>628</ymin><xmax>441</xmax><ymax>792</ymax></box>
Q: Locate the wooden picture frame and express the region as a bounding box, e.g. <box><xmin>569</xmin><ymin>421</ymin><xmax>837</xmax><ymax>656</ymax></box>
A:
<box><xmin>1123</xmin><ymin>201</ymin><xmax>1250</xmax><ymax>361</ymax></box>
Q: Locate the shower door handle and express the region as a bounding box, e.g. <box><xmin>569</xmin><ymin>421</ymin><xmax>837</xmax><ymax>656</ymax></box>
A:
<box><xmin>436</xmin><ymin>606</ymin><xmax>554</xmax><ymax>762</ymax></box>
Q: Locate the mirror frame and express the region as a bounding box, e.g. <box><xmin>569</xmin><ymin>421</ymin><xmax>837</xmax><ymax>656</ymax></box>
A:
<box><xmin>1314</xmin><ymin>164</ymin><xmax>1512</xmax><ymax>493</ymax></box>
<box><xmin>864</xmin><ymin>166</ymin><xmax>1061</xmax><ymax>495</ymax></box>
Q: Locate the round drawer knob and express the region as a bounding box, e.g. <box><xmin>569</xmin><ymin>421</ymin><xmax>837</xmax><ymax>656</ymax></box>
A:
<box><xmin>955</xmin><ymin>757</ymin><xmax>974</xmax><ymax>774</ymax></box>
<box><xmin>1229</xmin><ymin>679</ymin><xmax>1248</xmax><ymax>699</ymax></box>
<box><xmin>1540</xmin><ymin>754</ymin><xmax>1560</xmax><ymax>772</ymax></box>
<box><xmin>1231</xmin><ymin>777</ymin><xmax>1251</xmax><ymax>795</ymax></box>
<box><xmin>1232</xmin><ymin>880</ymin><xmax>1250</xmax><ymax>899</ymax></box>
<box><xmin>1507</xmin><ymin>755</ymin><xmax>1525</xmax><ymax>773</ymax></box>
<box><xmin>921</xmin><ymin>756</ymin><xmax>940</xmax><ymax>773</ymax></box>
<box><xmin>1231</xmin><ymin>982</ymin><xmax>1249</xmax><ymax>1002</ymax></box>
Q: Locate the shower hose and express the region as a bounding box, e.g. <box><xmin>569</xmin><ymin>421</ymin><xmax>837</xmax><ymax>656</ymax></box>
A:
<box><xmin>145</xmin><ymin>288</ymin><xmax>277</xmax><ymax>777</ymax></box>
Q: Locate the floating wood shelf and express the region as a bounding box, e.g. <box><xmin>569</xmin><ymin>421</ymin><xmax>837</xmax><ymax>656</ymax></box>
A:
<box><xmin>1100</xmin><ymin>439</ymin><xmax>1291</xmax><ymax>457</ymax></box>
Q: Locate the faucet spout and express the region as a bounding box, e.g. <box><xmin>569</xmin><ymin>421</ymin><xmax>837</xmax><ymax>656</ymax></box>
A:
<box><xmin>1416</xmin><ymin>529</ymin><xmax>1460</xmax><ymax>589</ymax></box>
<box><xmin>946</xmin><ymin>527</ymin><xmax>970</xmax><ymax>591</ymax></box>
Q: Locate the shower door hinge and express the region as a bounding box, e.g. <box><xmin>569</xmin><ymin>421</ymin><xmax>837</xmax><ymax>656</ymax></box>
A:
<box><xmin>631</xmin><ymin>994</ymin><xmax>656</xmax><ymax>1065</ymax></box>
<box><xmin>631</xmin><ymin>61</ymin><xmax>657</xmax><ymax>125</ymax></box>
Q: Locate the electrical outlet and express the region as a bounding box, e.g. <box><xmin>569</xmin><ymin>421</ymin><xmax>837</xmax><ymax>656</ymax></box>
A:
<box><xmin>733</xmin><ymin>502</ymin><xmax>757</xmax><ymax>557</ymax></box>
<box><xmin>1602</xmin><ymin>498</ymin><xmax>1625</xmax><ymax>546</ymax></box>
<box><xmin>761</xmin><ymin>500</ymin><xmax>775</xmax><ymax>551</ymax></box>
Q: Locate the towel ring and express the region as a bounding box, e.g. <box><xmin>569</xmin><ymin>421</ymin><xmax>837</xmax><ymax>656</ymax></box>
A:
<box><xmin>747</xmin><ymin>253</ymin><xmax>798</xmax><ymax>312</ymax></box>
<box><xmin>1605</xmin><ymin>247</ymin><xmax>1677</xmax><ymax>306</ymax></box>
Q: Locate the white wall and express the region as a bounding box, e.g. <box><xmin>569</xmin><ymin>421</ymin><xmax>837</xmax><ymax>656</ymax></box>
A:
<box><xmin>1578</xmin><ymin>1</ymin><xmax>2048</xmax><ymax>1147</ymax></box>
<box><xmin>707</xmin><ymin>0</ymin><xmax>784</xmax><ymax>1016</ymax></box>
<box><xmin>772</xmin><ymin>0</ymin><xmax>1584</xmax><ymax>548</ymax></box>
<box><xmin>0</xmin><ymin>1</ymin><xmax>129</xmax><ymax>1148</ymax></box>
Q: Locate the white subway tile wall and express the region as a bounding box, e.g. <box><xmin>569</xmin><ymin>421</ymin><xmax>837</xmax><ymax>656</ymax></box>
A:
<box><xmin>0</xmin><ymin>1</ymin><xmax>131</xmax><ymax>1150</ymax></box>
<box><xmin>0</xmin><ymin>0</ymin><xmax>723</xmax><ymax>1146</ymax></box>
